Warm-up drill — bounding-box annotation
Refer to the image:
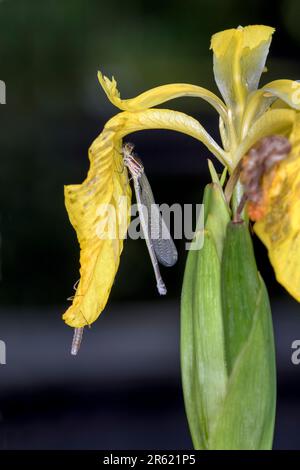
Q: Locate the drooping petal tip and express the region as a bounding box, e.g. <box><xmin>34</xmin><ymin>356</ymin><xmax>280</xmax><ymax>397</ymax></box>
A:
<box><xmin>98</xmin><ymin>71</ymin><xmax>121</xmax><ymax>107</ymax></box>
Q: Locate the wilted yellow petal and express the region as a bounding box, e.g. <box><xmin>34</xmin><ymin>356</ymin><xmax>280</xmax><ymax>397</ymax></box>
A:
<box><xmin>254</xmin><ymin>116</ymin><xmax>300</xmax><ymax>301</ymax></box>
<box><xmin>211</xmin><ymin>25</ymin><xmax>274</xmax><ymax>116</ymax></box>
<box><xmin>64</xmin><ymin>107</ymin><xmax>229</xmax><ymax>327</ymax></box>
<box><xmin>63</xmin><ymin>115</ymin><xmax>131</xmax><ymax>328</ymax></box>
<box><xmin>98</xmin><ymin>71</ymin><xmax>228</xmax><ymax>122</ymax></box>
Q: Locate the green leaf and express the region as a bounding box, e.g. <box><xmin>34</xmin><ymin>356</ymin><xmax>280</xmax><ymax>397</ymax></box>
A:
<box><xmin>207</xmin><ymin>159</ymin><xmax>227</xmax><ymax>188</ymax></box>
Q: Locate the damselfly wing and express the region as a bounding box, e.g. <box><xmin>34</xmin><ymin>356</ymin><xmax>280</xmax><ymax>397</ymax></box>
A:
<box><xmin>123</xmin><ymin>143</ymin><xmax>178</xmax><ymax>295</ymax></box>
<box><xmin>138</xmin><ymin>170</ymin><xmax>178</xmax><ymax>267</ymax></box>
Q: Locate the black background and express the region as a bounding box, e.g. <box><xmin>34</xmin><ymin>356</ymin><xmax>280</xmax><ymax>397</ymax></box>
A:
<box><xmin>0</xmin><ymin>0</ymin><xmax>300</xmax><ymax>450</ymax></box>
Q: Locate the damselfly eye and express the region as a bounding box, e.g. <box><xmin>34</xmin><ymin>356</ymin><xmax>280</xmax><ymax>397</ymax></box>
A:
<box><xmin>124</xmin><ymin>142</ymin><xmax>135</xmax><ymax>154</ymax></box>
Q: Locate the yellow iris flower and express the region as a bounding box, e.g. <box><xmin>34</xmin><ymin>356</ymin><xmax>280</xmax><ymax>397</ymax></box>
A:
<box><xmin>63</xmin><ymin>24</ymin><xmax>300</xmax><ymax>328</ymax></box>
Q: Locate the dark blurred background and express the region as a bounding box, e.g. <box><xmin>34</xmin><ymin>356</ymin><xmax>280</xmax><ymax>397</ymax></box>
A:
<box><xmin>0</xmin><ymin>0</ymin><xmax>300</xmax><ymax>450</ymax></box>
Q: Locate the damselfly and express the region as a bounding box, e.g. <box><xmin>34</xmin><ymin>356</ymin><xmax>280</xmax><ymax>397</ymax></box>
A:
<box><xmin>123</xmin><ymin>143</ymin><xmax>178</xmax><ymax>295</ymax></box>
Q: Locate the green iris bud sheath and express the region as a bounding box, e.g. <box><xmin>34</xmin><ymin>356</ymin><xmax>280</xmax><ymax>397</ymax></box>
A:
<box><xmin>181</xmin><ymin>183</ymin><xmax>276</xmax><ymax>450</ymax></box>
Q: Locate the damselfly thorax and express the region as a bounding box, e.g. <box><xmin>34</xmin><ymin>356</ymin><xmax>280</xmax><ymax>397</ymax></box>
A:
<box><xmin>122</xmin><ymin>143</ymin><xmax>144</xmax><ymax>178</ymax></box>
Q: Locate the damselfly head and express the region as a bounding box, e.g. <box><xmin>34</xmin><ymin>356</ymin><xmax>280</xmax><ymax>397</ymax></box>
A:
<box><xmin>122</xmin><ymin>142</ymin><xmax>144</xmax><ymax>178</ymax></box>
<box><xmin>123</xmin><ymin>142</ymin><xmax>135</xmax><ymax>156</ymax></box>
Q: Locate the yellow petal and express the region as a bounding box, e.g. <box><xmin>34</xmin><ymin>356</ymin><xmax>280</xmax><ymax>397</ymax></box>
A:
<box><xmin>211</xmin><ymin>25</ymin><xmax>274</xmax><ymax>114</ymax></box>
<box><xmin>235</xmin><ymin>108</ymin><xmax>296</xmax><ymax>163</ymax></box>
<box><xmin>118</xmin><ymin>108</ymin><xmax>229</xmax><ymax>166</ymax></box>
<box><xmin>254</xmin><ymin>115</ymin><xmax>300</xmax><ymax>301</ymax></box>
<box><xmin>263</xmin><ymin>80</ymin><xmax>300</xmax><ymax>110</ymax></box>
<box><xmin>63</xmin><ymin>115</ymin><xmax>131</xmax><ymax>328</ymax></box>
<box><xmin>98</xmin><ymin>71</ymin><xmax>228</xmax><ymax>121</ymax></box>
<box><xmin>242</xmin><ymin>80</ymin><xmax>300</xmax><ymax>136</ymax></box>
<box><xmin>63</xmin><ymin>107</ymin><xmax>229</xmax><ymax>327</ymax></box>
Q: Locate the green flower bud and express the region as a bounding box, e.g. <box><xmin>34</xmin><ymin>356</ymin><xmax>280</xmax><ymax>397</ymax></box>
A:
<box><xmin>181</xmin><ymin>181</ymin><xmax>276</xmax><ymax>450</ymax></box>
